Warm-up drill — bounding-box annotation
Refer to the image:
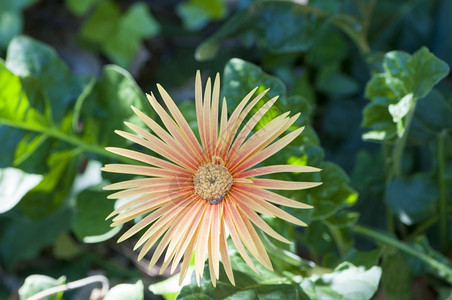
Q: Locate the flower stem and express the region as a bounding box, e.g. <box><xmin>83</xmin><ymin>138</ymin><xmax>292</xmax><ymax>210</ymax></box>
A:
<box><xmin>327</xmin><ymin>224</ymin><xmax>348</xmax><ymax>257</ymax></box>
<box><xmin>352</xmin><ymin>224</ymin><xmax>452</xmax><ymax>284</ymax></box>
<box><xmin>438</xmin><ymin>129</ymin><xmax>448</xmax><ymax>253</ymax></box>
<box><xmin>28</xmin><ymin>275</ymin><xmax>109</xmax><ymax>300</ymax></box>
<box><xmin>0</xmin><ymin>118</ymin><xmax>133</xmax><ymax>164</ymax></box>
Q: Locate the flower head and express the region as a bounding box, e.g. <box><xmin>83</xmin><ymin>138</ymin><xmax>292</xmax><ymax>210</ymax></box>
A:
<box><xmin>102</xmin><ymin>71</ymin><xmax>321</xmax><ymax>286</ymax></box>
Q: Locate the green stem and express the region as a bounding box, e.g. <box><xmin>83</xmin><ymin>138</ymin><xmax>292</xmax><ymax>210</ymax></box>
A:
<box><xmin>0</xmin><ymin>118</ymin><xmax>132</xmax><ymax>164</ymax></box>
<box><xmin>383</xmin><ymin>144</ymin><xmax>395</xmax><ymax>233</ymax></box>
<box><xmin>327</xmin><ymin>224</ymin><xmax>348</xmax><ymax>257</ymax></box>
<box><xmin>352</xmin><ymin>224</ymin><xmax>452</xmax><ymax>284</ymax></box>
<box><xmin>392</xmin><ymin>98</ymin><xmax>417</xmax><ymax>177</ymax></box>
<box><xmin>407</xmin><ymin>204</ymin><xmax>452</xmax><ymax>241</ymax></box>
<box><xmin>438</xmin><ymin>129</ymin><xmax>448</xmax><ymax>253</ymax></box>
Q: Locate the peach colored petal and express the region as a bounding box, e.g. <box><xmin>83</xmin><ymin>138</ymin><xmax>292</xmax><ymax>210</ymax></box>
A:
<box><xmin>233</xmin><ymin>188</ymin><xmax>307</xmax><ymax>226</ymax></box>
<box><xmin>223</xmin><ymin>198</ymin><xmax>258</xmax><ymax>273</ymax></box>
<box><xmin>236</xmin><ymin>184</ymin><xmax>312</xmax><ymax>209</ymax></box>
<box><xmin>238</xmin><ymin>164</ymin><xmax>321</xmax><ymax>178</ymax></box>
<box><xmin>216</xmin><ymin>87</ymin><xmax>260</xmax><ymax>157</ymax></box>
<box><xmin>234</xmin><ymin>200</ymin><xmax>291</xmax><ymax>244</ymax></box>
<box><xmin>219</xmin><ymin>216</ymin><xmax>235</xmax><ymax>285</ymax></box>
<box><xmin>146</xmin><ymin>93</ymin><xmax>202</xmax><ymax>166</ymax></box>
<box><xmin>105</xmin><ymin>147</ymin><xmax>190</xmax><ymax>174</ymax></box>
<box><xmin>232</xmin><ymin>126</ymin><xmax>304</xmax><ymax>174</ymax></box>
<box><xmin>252</xmin><ymin>178</ymin><xmax>322</xmax><ymax>190</ymax></box>
<box><xmin>227</xmin><ymin>96</ymin><xmax>278</xmax><ymax>158</ymax></box>
<box><xmin>226</xmin><ymin>197</ymin><xmax>272</xmax><ymax>270</ymax></box>
<box><xmin>194</xmin><ymin>203</ymin><xmax>214</xmax><ymax>285</ymax></box>
<box><xmin>102</xmin><ymin>166</ymin><xmax>189</xmax><ymax>183</ymax></box>
<box><xmin>115</xmin><ymin>129</ymin><xmax>196</xmax><ymax>171</ymax></box>
<box><xmin>154</xmin><ymin>86</ymin><xmax>206</xmax><ymax>161</ymax></box>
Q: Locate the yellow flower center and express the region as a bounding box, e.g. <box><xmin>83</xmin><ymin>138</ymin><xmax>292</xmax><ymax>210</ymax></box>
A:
<box><xmin>193</xmin><ymin>157</ymin><xmax>233</xmax><ymax>203</ymax></box>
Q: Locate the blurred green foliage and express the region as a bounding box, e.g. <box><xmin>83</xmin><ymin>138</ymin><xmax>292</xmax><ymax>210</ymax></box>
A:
<box><xmin>1</xmin><ymin>0</ymin><xmax>452</xmax><ymax>299</ymax></box>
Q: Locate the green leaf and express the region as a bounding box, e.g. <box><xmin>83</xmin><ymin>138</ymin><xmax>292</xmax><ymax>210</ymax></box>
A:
<box><xmin>0</xmin><ymin>207</ymin><xmax>72</xmax><ymax>269</ymax></box>
<box><xmin>81</xmin><ymin>2</ymin><xmax>159</xmax><ymax>67</ymax></box>
<box><xmin>18</xmin><ymin>274</ymin><xmax>66</xmax><ymax>300</ymax></box>
<box><xmin>17</xmin><ymin>150</ymin><xmax>78</xmax><ymax>219</ymax></box>
<box><xmin>72</xmin><ymin>186</ymin><xmax>121</xmax><ymax>243</ymax></box>
<box><xmin>381</xmin><ymin>251</ymin><xmax>412</xmax><ymax>300</ymax></box>
<box><xmin>385</xmin><ymin>173</ymin><xmax>437</xmax><ymax>225</ymax></box>
<box><xmin>0</xmin><ymin>168</ymin><xmax>42</xmax><ymax>213</ymax></box>
<box><xmin>80</xmin><ymin>65</ymin><xmax>148</xmax><ymax>152</ymax></box>
<box><xmin>409</xmin><ymin>89</ymin><xmax>452</xmax><ymax>144</ymax></box>
<box><xmin>362</xmin><ymin>47</ymin><xmax>449</xmax><ymax>143</ymax></box>
<box><xmin>65</xmin><ymin>0</ymin><xmax>102</xmax><ymax>16</ymax></box>
<box><xmin>196</xmin><ymin>1</ymin><xmax>368</xmax><ymax>60</ymax></box>
<box><xmin>300</xmin><ymin>262</ymin><xmax>381</xmax><ymax>300</ymax></box>
<box><xmin>406</xmin><ymin>236</ymin><xmax>452</xmax><ymax>283</ymax></box>
<box><xmin>177</xmin><ymin>0</ymin><xmax>227</xmax><ymax>31</ymax></box>
<box><xmin>104</xmin><ymin>280</ymin><xmax>144</xmax><ymax>300</ymax></box>
<box><xmin>223</xmin><ymin>58</ymin><xmax>287</xmax><ymax>105</ymax></box>
<box><xmin>0</xmin><ymin>10</ymin><xmax>22</xmax><ymax>49</ymax></box>
<box><xmin>6</xmin><ymin>36</ymin><xmax>88</xmax><ymax>123</ymax></box>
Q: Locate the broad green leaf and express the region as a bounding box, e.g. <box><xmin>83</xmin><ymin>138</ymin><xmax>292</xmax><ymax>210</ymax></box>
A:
<box><xmin>300</xmin><ymin>262</ymin><xmax>381</xmax><ymax>300</ymax></box>
<box><xmin>65</xmin><ymin>0</ymin><xmax>102</xmax><ymax>16</ymax></box>
<box><xmin>362</xmin><ymin>47</ymin><xmax>449</xmax><ymax>143</ymax></box>
<box><xmin>53</xmin><ymin>232</ymin><xmax>83</xmax><ymax>260</ymax></box>
<box><xmin>81</xmin><ymin>2</ymin><xmax>159</xmax><ymax>67</ymax></box>
<box><xmin>316</xmin><ymin>71</ymin><xmax>359</xmax><ymax>97</ymax></box>
<box><xmin>381</xmin><ymin>251</ymin><xmax>411</xmax><ymax>300</ymax></box>
<box><xmin>405</xmin><ymin>236</ymin><xmax>452</xmax><ymax>284</ymax></box>
<box><xmin>80</xmin><ymin>64</ymin><xmax>148</xmax><ymax>153</ymax></box>
<box><xmin>177</xmin><ymin>0</ymin><xmax>227</xmax><ymax>31</ymax></box>
<box><xmin>385</xmin><ymin>173</ymin><xmax>437</xmax><ymax>225</ymax></box>
<box><xmin>0</xmin><ymin>168</ymin><xmax>42</xmax><ymax>213</ymax></box>
<box><xmin>409</xmin><ymin>89</ymin><xmax>452</xmax><ymax>144</ymax></box>
<box><xmin>18</xmin><ymin>275</ymin><xmax>66</xmax><ymax>300</ymax></box>
<box><xmin>6</xmin><ymin>36</ymin><xmax>89</xmax><ymax>123</ymax></box>
<box><xmin>196</xmin><ymin>1</ymin><xmax>368</xmax><ymax>60</ymax></box>
<box><xmin>72</xmin><ymin>186</ymin><xmax>121</xmax><ymax>243</ymax></box>
<box><xmin>0</xmin><ymin>207</ymin><xmax>72</xmax><ymax>269</ymax></box>
<box><xmin>222</xmin><ymin>58</ymin><xmax>287</xmax><ymax>129</ymax></box>
<box><xmin>104</xmin><ymin>280</ymin><xmax>144</xmax><ymax>300</ymax></box>
<box><xmin>0</xmin><ymin>10</ymin><xmax>22</xmax><ymax>49</ymax></box>
<box><xmin>17</xmin><ymin>150</ymin><xmax>78</xmax><ymax>219</ymax></box>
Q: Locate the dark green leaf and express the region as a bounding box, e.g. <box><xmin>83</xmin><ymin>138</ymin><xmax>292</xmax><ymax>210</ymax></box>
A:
<box><xmin>81</xmin><ymin>2</ymin><xmax>159</xmax><ymax>67</ymax></box>
<box><xmin>17</xmin><ymin>151</ymin><xmax>78</xmax><ymax>219</ymax></box>
<box><xmin>177</xmin><ymin>0</ymin><xmax>227</xmax><ymax>31</ymax></box>
<box><xmin>381</xmin><ymin>250</ymin><xmax>412</xmax><ymax>300</ymax></box>
<box><xmin>0</xmin><ymin>207</ymin><xmax>72</xmax><ymax>269</ymax></box>
<box><xmin>72</xmin><ymin>186</ymin><xmax>121</xmax><ymax>243</ymax></box>
<box><xmin>81</xmin><ymin>65</ymin><xmax>148</xmax><ymax>151</ymax></box>
<box><xmin>385</xmin><ymin>173</ymin><xmax>437</xmax><ymax>225</ymax></box>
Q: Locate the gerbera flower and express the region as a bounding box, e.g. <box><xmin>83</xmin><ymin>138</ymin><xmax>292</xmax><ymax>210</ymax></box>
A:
<box><xmin>102</xmin><ymin>71</ymin><xmax>321</xmax><ymax>286</ymax></box>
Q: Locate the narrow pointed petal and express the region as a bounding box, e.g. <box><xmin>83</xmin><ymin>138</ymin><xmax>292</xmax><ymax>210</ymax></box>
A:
<box><xmin>235</xmin><ymin>200</ymin><xmax>292</xmax><ymax>244</ymax></box>
<box><xmin>238</xmin><ymin>164</ymin><xmax>321</xmax><ymax>178</ymax></box>
<box><xmin>153</xmin><ymin>87</ymin><xmax>206</xmax><ymax>162</ymax></box>
<box><xmin>194</xmin><ymin>203</ymin><xmax>214</xmax><ymax>285</ymax></box>
<box><xmin>232</xmin><ymin>126</ymin><xmax>304</xmax><ymax>174</ymax></box>
<box><xmin>252</xmin><ymin>178</ymin><xmax>322</xmax><ymax>190</ymax></box>
<box><xmin>105</xmin><ymin>147</ymin><xmax>190</xmax><ymax>174</ymax></box>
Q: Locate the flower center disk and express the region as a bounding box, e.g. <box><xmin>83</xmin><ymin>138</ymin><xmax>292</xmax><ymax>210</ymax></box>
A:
<box><xmin>193</xmin><ymin>162</ymin><xmax>233</xmax><ymax>202</ymax></box>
